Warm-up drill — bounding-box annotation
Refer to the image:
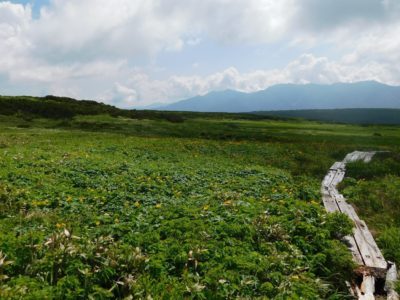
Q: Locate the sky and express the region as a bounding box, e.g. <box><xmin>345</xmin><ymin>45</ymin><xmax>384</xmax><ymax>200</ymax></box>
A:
<box><xmin>1</xmin><ymin>0</ymin><xmax>400</xmax><ymax>107</ymax></box>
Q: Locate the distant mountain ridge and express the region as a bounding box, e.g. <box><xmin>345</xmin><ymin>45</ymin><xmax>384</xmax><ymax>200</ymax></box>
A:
<box><xmin>159</xmin><ymin>81</ymin><xmax>400</xmax><ymax>112</ymax></box>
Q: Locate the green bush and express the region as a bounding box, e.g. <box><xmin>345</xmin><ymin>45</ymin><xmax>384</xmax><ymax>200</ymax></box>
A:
<box><xmin>325</xmin><ymin>212</ymin><xmax>354</xmax><ymax>239</ymax></box>
<box><xmin>377</xmin><ymin>227</ymin><xmax>400</xmax><ymax>264</ymax></box>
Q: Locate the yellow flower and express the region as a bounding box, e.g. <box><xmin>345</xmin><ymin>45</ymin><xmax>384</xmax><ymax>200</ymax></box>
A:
<box><xmin>56</xmin><ymin>223</ymin><xmax>65</xmax><ymax>229</ymax></box>
<box><xmin>155</xmin><ymin>203</ymin><xmax>162</xmax><ymax>209</ymax></box>
<box><xmin>134</xmin><ymin>201</ymin><xmax>141</xmax><ymax>208</ymax></box>
<box><xmin>223</xmin><ymin>200</ymin><xmax>232</xmax><ymax>206</ymax></box>
<box><xmin>95</xmin><ymin>220</ymin><xmax>100</xmax><ymax>226</ymax></box>
<box><xmin>203</xmin><ymin>204</ymin><xmax>210</xmax><ymax>211</ymax></box>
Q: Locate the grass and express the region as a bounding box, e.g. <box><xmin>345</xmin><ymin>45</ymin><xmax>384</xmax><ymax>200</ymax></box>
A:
<box><xmin>0</xmin><ymin>112</ymin><xmax>399</xmax><ymax>299</ymax></box>
<box><xmin>256</xmin><ymin>108</ymin><xmax>400</xmax><ymax>125</ymax></box>
<box><xmin>340</xmin><ymin>152</ymin><xmax>400</xmax><ymax>268</ymax></box>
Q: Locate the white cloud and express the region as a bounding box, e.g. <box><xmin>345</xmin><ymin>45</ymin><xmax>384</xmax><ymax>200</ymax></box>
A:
<box><xmin>102</xmin><ymin>53</ymin><xmax>400</xmax><ymax>107</ymax></box>
<box><xmin>29</xmin><ymin>0</ymin><xmax>188</xmax><ymax>61</ymax></box>
<box><xmin>108</xmin><ymin>83</ymin><xmax>139</xmax><ymax>107</ymax></box>
<box><xmin>0</xmin><ymin>0</ymin><xmax>400</xmax><ymax>106</ymax></box>
<box><xmin>0</xmin><ymin>2</ymin><xmax>31</xmax><ymax>73</ymax></box>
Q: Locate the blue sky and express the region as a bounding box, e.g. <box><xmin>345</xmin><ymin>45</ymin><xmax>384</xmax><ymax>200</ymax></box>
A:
<box><xmin>4</xmin><ymin>0</ymin><xmax>49</xmax><ymax>17</ymax></box>
<box><xmin>1</xmin><ymin>0</ymin><xmax>400</xmax><ymax>107</ymax></box>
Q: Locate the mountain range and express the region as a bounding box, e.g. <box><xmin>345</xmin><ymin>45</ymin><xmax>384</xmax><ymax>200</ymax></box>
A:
<box><xmin>158</xmin><ymin>81</ymin><xmax>400</xmax><ymax>112</ymax></box>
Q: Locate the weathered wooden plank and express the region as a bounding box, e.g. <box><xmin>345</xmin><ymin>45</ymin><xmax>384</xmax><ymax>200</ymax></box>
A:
<box><xmin>356</xmin><ymin>275</ymin><xmax>375</xmax><ymax>300</ymax></box>
<box><xmin>333</xmin><ymin>190</ymin><xmax>387</xmax><ymax>270</ymax></box>
<box><xmin>346</xmin><ymin>151</ymin><xmax>376</xmax><ymax>164</ymax></box>
<box><xmin>346</xmin><ymin>151</ymin><xmax>360</xmax><ymax>162</ymax></box>
<box><xmin>330</xmin><ymin>170</ymin><xmax>345</xmax><ymax>187</ymax></box>
<box><xmin>322</xmin><ymin>194</ymin><xmax>340</xmax><ymax>213</ymax></box>
<box><xmin>356</xmin><ymin>220</ymin><xmax>386</xmax><ymax>269</ymax></box>
<box><xmin>321</xmin><ymin>151</ymin><xmax>398</xmax><ymax>299</ymax></box>
<box><xmin>345</xmin><ymin>151</ymin><xmax>370</xmax><ymax>163</ymax></box>
<box><xmin>330</xmin><ymin>161</ymin><xmax>344</xmax><ymax>170</ymax></box>
<box><xmin>322</xmin><ymin>170</ymin><xmax>336</xmax><ymax>187</ymax></box>
<box><xmin>328</xmin><ymin>188</ymin><xmax>340</xmax><ymax>199</ymax></box>
<box><xmin>363</xmin><ymin>152</ymin><xmax>375</xmax><ymax>163</ymax></box>
<box><xmin>386</xmin><ymin>262</ymin><xmax>399</xmax><ymax>300</ymax></box>
<box><xmin>358</xmin><ymin>152</ymin><xmax>368</xmax><ymax>162</ymax></box>
<box><xmin>334</xmin><ymin>197</ymin><xmax>380</xmax><ymax>268</ymax></box>
<box><xmin>325</xmin><ymin>152</ymin><xmax>386</xmax><ymax>270</ymax></box>
<box><xmin>335</xmin><ymin>198</ymin><xmax>360</xmax><ymax>222</ymax></box>
<box><xmin>344</xmin><ymin>152</ymin><xmax>356</xmax><ymax>162</ymax></box>
<box><xmin>354</xmin><ymin>226</ymin><xmax>386</xmax><ymax>269</ymax></box>
<box><xmin>343</xmin><ymin>234</ymin><xmax>365</xmax><ymax>266</ymax></box>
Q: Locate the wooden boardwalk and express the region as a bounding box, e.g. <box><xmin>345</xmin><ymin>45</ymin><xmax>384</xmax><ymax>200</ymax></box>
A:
<box><xmin>321</xmin><ymin>151</ymin><xmax>398</xmax><ymax>300</ymax></box>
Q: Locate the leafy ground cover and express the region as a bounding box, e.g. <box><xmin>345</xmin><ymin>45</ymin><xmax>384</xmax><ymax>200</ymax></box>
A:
<box><xmin>0</xmin><ymin>113</ymin><xmax>399</xmax><ymax>299</ymax></box>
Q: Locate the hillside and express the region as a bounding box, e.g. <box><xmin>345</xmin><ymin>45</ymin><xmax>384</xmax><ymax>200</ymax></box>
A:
<box><xmin>3</xmin><ymin>94</ymin><xmax>400</xmax><ymax>126</ymax></box>
<box><xmin>0</xmin><ymin>95</ymin><xmax>186</xmax><ymax>123</ymax></box>
<box><xmin>160</xmin><ymin>81</ymin><xmax>400</xmax><ymax>112</ymax></box>
<box><xmin>0</xmin><ymin>95</ymin><xmax>283</xmax><ymax>123</ymax></box>
<box><xmin>255</xmin><ymin>108</ymin><xmax>400</xmax><ymax>125</ymax></box>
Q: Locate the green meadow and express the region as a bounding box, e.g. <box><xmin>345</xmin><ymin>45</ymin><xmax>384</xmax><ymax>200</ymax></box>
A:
<box><xmin>0</xmin><ymin>109</ymin><xmax>399</xmax><ymax>299</ymax></box>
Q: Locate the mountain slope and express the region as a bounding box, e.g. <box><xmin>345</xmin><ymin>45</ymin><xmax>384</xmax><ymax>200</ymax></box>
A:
<box><xmin>160</xmin><ymin>81</ymin><xmax>400</xmax><ymax>112</ymax></box>
<box><xmin>162</xmin><ymin>89</ymin><xmax>252</xmax><ymax>112</ymax></box>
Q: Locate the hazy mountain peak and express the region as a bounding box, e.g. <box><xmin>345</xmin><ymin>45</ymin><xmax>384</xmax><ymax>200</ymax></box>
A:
<box><xmin>158</xmin><ymin>81</ymin><xmax>400</xmax><ymax>112</ymax></box>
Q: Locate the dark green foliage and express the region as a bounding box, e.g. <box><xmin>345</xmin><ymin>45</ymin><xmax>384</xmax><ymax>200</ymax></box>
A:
<box><xmin>346</xmin><ymin>152</ymin><xmax>400</xmax><ymax>179</ymax></box>
<box><xmin>257</xmin><ymin>108</ymin><xmax>400</xmax><ymax>125</ymax></box>
<box><xmin>0</xmin><ymin>102</ymin><xmax>399</xmax><ymax>298</ymax></box>
<box><xmin>0</xmin><ymin>95</ymin><xmax>281</xmax><ymax>123</ymax></box>
<box><xmin>377</xmin><ymin>228</ymin><xmax>400</xmax><ymax>264</ymax></box>
<box><xmin>0</xmin><ymin>95</ymin><xmax>187</xmax><ymax>122</ymax></box>
<box><xmin>0</xmin><ymin>125</ymin><xmax>358</xmax><ymax>299</ymax></box>
<box><xmin>324</xmin><ymin>212</ymin><xmax>354</xmax><ymax>239</ymax></box>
